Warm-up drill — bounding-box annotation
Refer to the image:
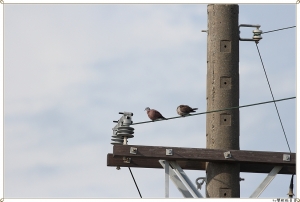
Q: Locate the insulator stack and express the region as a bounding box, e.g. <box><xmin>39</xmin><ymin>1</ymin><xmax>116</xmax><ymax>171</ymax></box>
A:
<box><xmin>239</xmin><ymin>24</ymin><xmax>263</xmax><ymax>43</ymax></box>
<box><xmin>111</xmin><ymin>112</ymin><xmax>134</xmax><ymax>145</ymax></box>
<box><xmin>252</xmin><ymin>28</ymin><xmax>262</xmax><ymax>42</ymax></box>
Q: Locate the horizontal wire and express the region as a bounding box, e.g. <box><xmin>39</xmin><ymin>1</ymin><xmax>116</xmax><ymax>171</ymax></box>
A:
<box><xmin>262</xmin><ymin>26</ymin><xmax>296</xmax><ymax>34</ymax></box>
<box><xmin>132</xmin><ymin>96</ymin><xmax>295</xmax><ymax>125</ymax></box>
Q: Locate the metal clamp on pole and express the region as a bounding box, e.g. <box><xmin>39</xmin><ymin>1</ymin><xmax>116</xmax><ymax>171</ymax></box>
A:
<box><xmin>239</xmin><ymin>24</ymin><xmax>262</xmax><ymax>43</ymax></box>
<box><xmin>195</xmin><ymin>177</ymin><xmax>206</xmax><ymax>190</ymax></box>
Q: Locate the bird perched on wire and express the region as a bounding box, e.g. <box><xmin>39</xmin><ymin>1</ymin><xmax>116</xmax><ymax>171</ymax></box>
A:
<box><xmin>177</xmin><ymin>105</ymin><xmax>198</xmax><ymax>116</ymax></box>
<box><xmin>145</xmin><ymin>107</ymin><xmax>167</xmax><ymax>121</ymax></box>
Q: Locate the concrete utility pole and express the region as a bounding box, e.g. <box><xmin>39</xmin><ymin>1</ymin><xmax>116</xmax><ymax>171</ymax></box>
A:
<box><xmin>206</xmin><ymin>4</ymin><xmax>240</xmax><ymax>198</ymax></box>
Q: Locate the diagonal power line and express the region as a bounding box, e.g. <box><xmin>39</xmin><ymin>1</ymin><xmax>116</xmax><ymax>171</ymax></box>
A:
<box><xmin>132</xmin><ymin>97</ymin><xmax>295</xmax><ymax>126</ymax></box>
<box><xmin>255</xmin><ymin>43</ymin><xmax>292</xmax><ymax>153</ymax></box>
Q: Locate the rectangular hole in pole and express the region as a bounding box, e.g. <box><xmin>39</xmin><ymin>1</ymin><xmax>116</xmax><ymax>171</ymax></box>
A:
<box><xmin>220</xmin><ymin>113</ymin><xmax>231</xmax><ymax>126</ymax></box>
<box><xmin>220</xmin><ymin>76</ymin><xmax>232</xmax><ymax>89</ymax></box>
<box><xmin>220</xmin><ymin>40</ymin><xmax>231</xmax><ymax>52</ymax></box>
<box><xmin>219</xmin><ymin>188</ymin><xmax>232</xmax><ymax>197</ymax></box>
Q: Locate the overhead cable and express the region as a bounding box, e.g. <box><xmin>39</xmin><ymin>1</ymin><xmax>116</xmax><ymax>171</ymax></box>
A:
<box><xmin>262</xmin><ymin>26</ymin><xmax>296</xmax><ymax>34</ymax></box>
<box><xmin>132</xmin><ymin>97</ymin><xmax>295</xmax><ymax>125</ymax></box>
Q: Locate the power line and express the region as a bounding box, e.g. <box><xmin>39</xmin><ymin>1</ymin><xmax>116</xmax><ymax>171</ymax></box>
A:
<box><xmin>255</xmin><ymin>43</ymin><xmax>292</xmax><ymax>153</ymax></box>
<box><xmin>262</xmin><ymin>26</ymin><xmax>296</xmax><ymax>34</ymax></box>
<box><xmin>128</xmin><ymin>167</ymin><xmax>142</xmax><ymax>198</ymax></box>
<box><xmin>132</xmin><ymin>96</ymin><xmax>295</xmax><ymax>125</ymax></box>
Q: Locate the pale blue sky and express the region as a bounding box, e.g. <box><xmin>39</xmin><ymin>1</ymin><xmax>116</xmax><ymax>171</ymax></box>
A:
<box><xmin>3</xmin><ymin>2</ymin><xmax>297</xmax><ymax>199</ymax></box>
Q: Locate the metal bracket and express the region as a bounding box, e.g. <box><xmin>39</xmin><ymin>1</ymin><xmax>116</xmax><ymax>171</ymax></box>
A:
<box><xmin>239</xmin><ymin>24</ymin><xmax>262</xmax><ymax>43</ymax></box>
<box><xmin>283</xmin><ymin>154</ymin><xmax>291</xmax><ymax>161</ymax></box>
<box><xmin>166</xmin><ymin>149</ymin><xmax>173</xmax><ymax>156</ymax></box>
<box><xmin>159</xmin><ymin>160</ymin><xmax>203</xmax><ymax>198</ymax></box>
<box><xmin>123</xmin><ymin>157</ymin><xmax>131</xmax><ymax>163</ymax></box>
<box><xmin>224</xmin><ymin>151</ymin><xmax>232</xmax><ymax>159</ymax></box>
<box><xmin>250</xmin><ymin>166</ymin><xmax>282</xmax><ymax>198</ymax></box>
<box><xmin>165</xmin><ymin>161</ymin><xmax>169</xmax><ymax>198</ymax></box>
<box><xmin>130</xmin><ymin>147</ymin><xmax>137</xmax><ymax>154</ymax></box>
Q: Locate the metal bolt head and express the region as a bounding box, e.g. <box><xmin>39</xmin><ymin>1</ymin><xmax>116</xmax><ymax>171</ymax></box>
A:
<box><xmin>130</xmin><ymin>147</ymin><xmax>137</xmax><ymax>154</ymax></box>
<box><xmin>166</xmin><ymin>149</ymin><xmax>173</xmax><ymax>156</ymax></box>
<box><xmin>283</xmin><ymin>154</ymin><xmax>291</xmax><ymax>162</ymax></box>
<box><xmin>123</xmin><ymin>157</ymin><xmax>131</xmax><ymax>163</ymax></box>
<box><xmin>224</xmin><ymin>151</ymin><xmax>231</xmax><ymax>159</ymax></box>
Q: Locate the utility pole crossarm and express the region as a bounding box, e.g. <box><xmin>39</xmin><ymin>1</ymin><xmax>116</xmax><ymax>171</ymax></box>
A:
<box><xmin>107</xmin><ymin>153</ymin><xmax>295</xmax><ymax>174</ymax></box>
<box><xmin>112</xmin><ymin>145</ymin><xmax>295</xmax><ymax>166</ymax></box>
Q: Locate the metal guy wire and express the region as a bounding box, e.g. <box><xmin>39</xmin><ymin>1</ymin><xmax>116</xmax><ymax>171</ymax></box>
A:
<box><xmin>255</xmin><ymin>43</ymin><xmax>292</xmax><ymax>153</ymax></box>
<box><xmin>128</xmin><ymin>167</ymin><xmax>142</xmax><ymax>198</ymax></box>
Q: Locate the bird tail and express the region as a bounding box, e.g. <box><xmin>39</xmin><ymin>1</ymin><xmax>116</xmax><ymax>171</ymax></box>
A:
<box><xmin>192</xmin><ymin>108</ymin><xmax>198</xmax><ymax>112</ymax></box>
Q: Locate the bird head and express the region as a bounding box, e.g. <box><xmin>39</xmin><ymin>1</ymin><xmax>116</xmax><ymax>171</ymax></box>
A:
<box><xmin>145</xmin><ymin>107</ymin><xmax>150</xmax><ymax>111</ymax></box>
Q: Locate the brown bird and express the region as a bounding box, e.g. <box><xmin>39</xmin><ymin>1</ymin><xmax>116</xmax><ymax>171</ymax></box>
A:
<box><xmin>177</xmin><ymin>105</ymin><xmax>198</xmax><ymax>116</ymax></box>
<box><xmin>145</xmin><ymin>107</ymin><xmax>167</xmax><ymax>121</ymax></box>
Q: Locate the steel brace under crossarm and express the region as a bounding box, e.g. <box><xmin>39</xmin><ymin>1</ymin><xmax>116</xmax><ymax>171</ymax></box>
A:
<box><xmin>159</xmin><ymin>160</ymin><xmax>203</xmax><ymax>198</ymax></box>
<box><xmin>250</xmin><ymin>166</ymin><xmax>283</xmax><ymax>198</ymax></box>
